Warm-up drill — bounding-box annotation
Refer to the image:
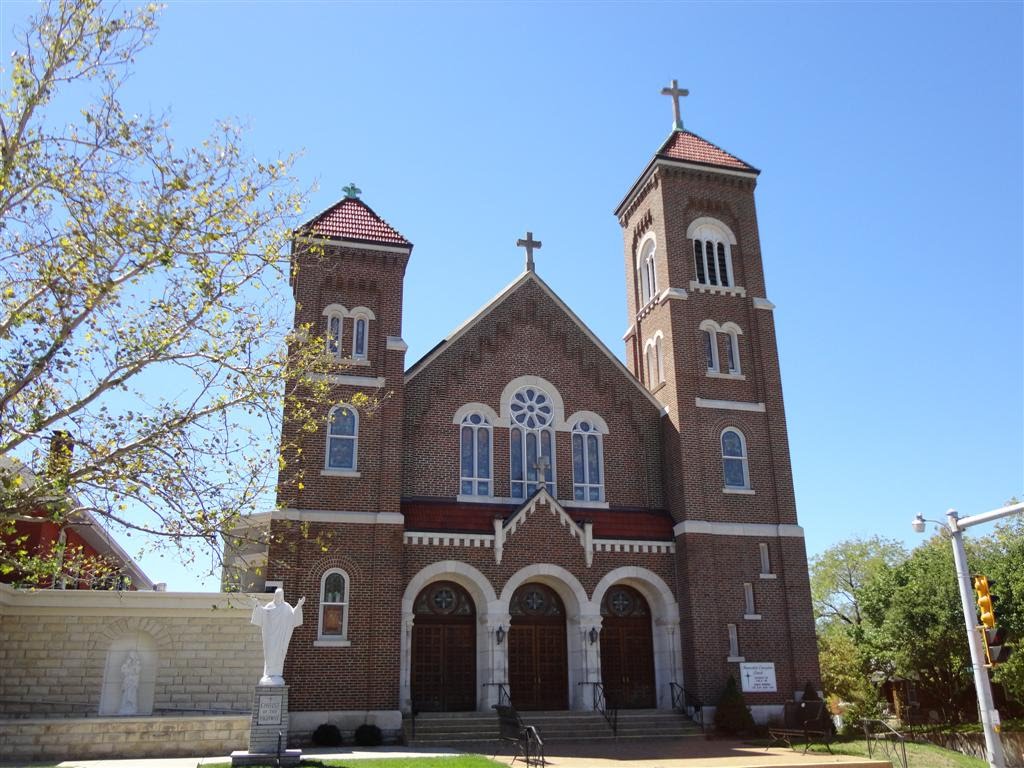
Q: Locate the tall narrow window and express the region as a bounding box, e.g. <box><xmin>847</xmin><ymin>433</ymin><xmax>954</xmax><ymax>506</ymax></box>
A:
<box><xmin>693</xmin><ymin>240</ymin><xmax>707</xmax><ymax>284</ymax></box>
<box><xmin>726</xmin><ymin>332</ymin><xmax>740</xmax><ymax>374</ymax></box>
<box><xmin>717</xmin><ymin>242</ymin><xmax>729</xmax><ymax>287</ymax></box>
<box><xmin>509</xmin><ymin>386</ymin><xmax>554</xmax><ymax>498</ymax></box>
<box><xmin>638</xmin><ymin>238</ymin><xmax>657</xmax><ymax>306</ymax></box>
<box><xmin>721</xmin><ymin>428</ymin><xmax>749</xmax><ymax>490</ymax></box>
<box><xmin>571</xmin><ymin>421</ymin><xmax>603</xmax><ymax>501</ymax></box>
<box><xmin>759</xmin><ymin>542</ymin><xmax>771</xmax><ymax>575</ymax></box>
<box><xmin>326</xmin><ymin>406</ymin><xmax>358</xmax><ymax>470</ymax></box>
<box><xmin>327</xmin><ymin>314</ymin><xmax>342</xmax><ymax>356</ymax></box>
<box><xmin>655</xmin><ymin>335</ymin><xmax>664</xmax><ymax>383</ymax></box>
<box><xmin>743</xmin><ymin>582</ymin><xmax>756</xmax><ymax>615</ymax></box>
<box><xmin>705</xmin><ymin>240</ymin><xmax>718</xmax><ymax>285</ymax></box>
<box><xmin>352</xmin><ymin>316</ymin><xmax>368</xmax><ymax>359</ymax></box>
<box><xmin>319</xmin><ymin>569</ymin><xmax>349</xmax><ymax>640</ymax></box>
<box><xmin>460</xmin><ymin>413</ymin><xmax>492</xmax><ymax>496</ymax></box>
<box><xmin>703</xmin><ymin>329</ymin><xmax>718</xmax><ymax>373</ymax></box>
<box><xmin>728</xmin><ymin>623</ymin><xmax>740</xmax><ymax>658</ymax></box>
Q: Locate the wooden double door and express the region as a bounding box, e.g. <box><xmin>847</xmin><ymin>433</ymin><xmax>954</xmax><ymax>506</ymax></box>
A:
<box><xmin>509</xmin><ymin>582</ymin><xmax>568</xmax><ymax>710</ymax></box>
<box><xmin>411</xmin><ymin>581</ymin><xmax>476</xmax><ymax>712</ymax></box>
<box><xmin>600</xmin><ymin>585</ymin><xmax>656</xmax><ymax>709</ymax></box>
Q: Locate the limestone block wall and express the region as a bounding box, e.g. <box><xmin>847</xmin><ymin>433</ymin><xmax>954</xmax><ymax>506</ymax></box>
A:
<box><xmin>0</xmin><ymin>714</ymin><xmax>249</xmax><ymax>762</ymax></box>
<box><xmin>0</xmin><ymin>583</ymin><xmax>262</xmax><ymax>718</ymax></box>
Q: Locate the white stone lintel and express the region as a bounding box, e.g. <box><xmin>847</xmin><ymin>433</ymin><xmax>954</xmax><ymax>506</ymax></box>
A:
<box><xmin>673</xmin><ymin>520</ymin><xmax>805</xmax><ymax>539</ymax></box>
<box><xmin>695</xmin><ymin>397</ymin><xmax>766</xmax><ymax>412</ymax></box>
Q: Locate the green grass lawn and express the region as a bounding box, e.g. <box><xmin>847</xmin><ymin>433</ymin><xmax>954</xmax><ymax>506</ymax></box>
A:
<box><xmin>203</xmin><ymin>757</ymin><xmax>503</xmax><ymax>768</ymax></box>
<box><xmin>805</xmin><ymin>738</ymin><xmax>987</xmax><ymax>768</ymax></box>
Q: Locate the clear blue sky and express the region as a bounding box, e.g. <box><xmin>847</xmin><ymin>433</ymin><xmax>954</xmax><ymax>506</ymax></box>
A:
<box><xmin>3</xmin><ymin>1</ymin><xmax>1021</xmax><ymax>590</ymax></box>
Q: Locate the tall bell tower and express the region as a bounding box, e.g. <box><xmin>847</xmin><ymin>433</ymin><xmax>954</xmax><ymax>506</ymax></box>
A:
<box><xmin>616</xmin><ymin>84</ymin><xmax>821</xmax><ymax>713</ymax></box>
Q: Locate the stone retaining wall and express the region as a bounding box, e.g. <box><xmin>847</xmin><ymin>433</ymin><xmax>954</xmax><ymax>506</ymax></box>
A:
<box><xmin>0</xmin><ymin>583</ymin><xmax>262</xmax><ymax>718</ymax></box>
<box><xmin>0</xmin><ymin>714</ymin><xmax>249</xmax><ymax>763</ymax></box>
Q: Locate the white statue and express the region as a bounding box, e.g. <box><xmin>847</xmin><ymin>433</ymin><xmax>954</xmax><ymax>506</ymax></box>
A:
<box><xmin>118</xmin><ymin>651</ymin><xmax>141</xmax><ymax>715</ymax></box>
<box><xmin>251</xmin><ymin>588</ymin><xmax>305</xmax><ymax>686</ymax></box>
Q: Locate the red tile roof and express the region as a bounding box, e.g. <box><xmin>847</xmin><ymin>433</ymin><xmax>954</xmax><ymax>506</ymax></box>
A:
<box><xmin>656</xmin><ymin>130</ymin><xmax>757</xmax><ymax>172</ymax></box>
<box><xmin>299</xmin><ymin>197</ymin><xmax>411</xmax><ymax>246</ymax></box>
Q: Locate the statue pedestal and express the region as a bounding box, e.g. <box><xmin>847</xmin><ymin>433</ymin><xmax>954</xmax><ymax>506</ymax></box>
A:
<box><xmin>230</xmin><ymin>684</ymin><xmax>301</xmax><ymax>767</ymax></box>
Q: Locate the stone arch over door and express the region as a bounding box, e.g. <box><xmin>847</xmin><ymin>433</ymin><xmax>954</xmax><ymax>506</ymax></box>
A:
<box><xmin>592</xmin><ymin>566</ymin><xmax>682</xmax><ymax>710</ymax></box>
<box><xmin>400</xmin><ymin>561</ymin><xmax>499</xmax><ymax>713</ymax></box>
<box><xmin>499</xmin><ymin>564</ymin><xmax>596</xmax><ymax>711</ymax></box>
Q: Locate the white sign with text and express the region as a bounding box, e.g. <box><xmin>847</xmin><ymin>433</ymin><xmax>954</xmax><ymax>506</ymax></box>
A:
<box><xmin>739</xmin><ymin>662</ymin><xmax>777</xmax><ymax>693</ymax></box>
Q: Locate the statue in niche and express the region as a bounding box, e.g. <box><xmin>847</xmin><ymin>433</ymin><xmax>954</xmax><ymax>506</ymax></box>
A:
<box><xmin>250</xmin><ymin>587</ymin><xmax>304</xmax><ymax>686</ymax></box>
<box><xmin>118</xmin><ymin>651</ymin><xmax>141</xmax><ymax>715</ymax></box>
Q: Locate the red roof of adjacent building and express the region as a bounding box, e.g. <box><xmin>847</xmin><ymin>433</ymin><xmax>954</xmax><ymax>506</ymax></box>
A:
<box><xmin>656</xmin><ymin>130</ymin><xmax>758</xmax><ymax>173</ymax></box>
<box><xmin>298</xmin><ymin>197</ymin><xmax>411</xmax><ymax>247</ymax></box>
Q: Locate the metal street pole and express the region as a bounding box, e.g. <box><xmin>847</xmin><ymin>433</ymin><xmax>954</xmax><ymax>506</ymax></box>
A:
<box><xmin>945</xmin><ymin>509</ymin><xmax>1006</xmax><ymax>768</ymax></box>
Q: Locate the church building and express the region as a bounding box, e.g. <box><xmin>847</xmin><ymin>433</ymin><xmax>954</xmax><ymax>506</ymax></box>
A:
<box><xmin>251</xmin><ymin>86</ymin><xmax>821</xmax><ymax>736</ymax></box>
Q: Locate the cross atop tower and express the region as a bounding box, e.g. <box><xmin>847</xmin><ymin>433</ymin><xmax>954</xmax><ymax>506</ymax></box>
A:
<box><xmin>660</xmin><ymin>79</ymin><xmax>689</xmax><ymax>132</ymax></box>
<box><xmin>516</xmin><ymin>231</ymin><xmax>542</xmax><ymax>273</ymax></box>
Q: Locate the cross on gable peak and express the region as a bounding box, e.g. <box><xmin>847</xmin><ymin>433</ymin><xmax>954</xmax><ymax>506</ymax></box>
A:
<box><xmin>516</xmin><ymin>230</ymin><xmax>542</xmax><ymax>273</ymax></box>
<box><xmin>660</xmin><ymin>79</ymin><xmax>689</xmax><ymax>132</ymax></box>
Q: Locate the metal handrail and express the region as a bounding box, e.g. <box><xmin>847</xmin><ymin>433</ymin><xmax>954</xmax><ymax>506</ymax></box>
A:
<box><xmin>862</xmin><ymin>718</ymin><xmax>908</xmax><ymax>768</ymax></box>
<box><xmin>669</xmin><ymin>682</ymin><xmax>705</xmax><ymax>733</ymax></box>
<box><xmin>579</xmin><ymin>681</ymin><xmax>617</xmax><ymax>737</ymax></box>
<box><xmin>483</xmin><ymin>681</ymin><xmax>511</xmax><ymax>707</ymax></box>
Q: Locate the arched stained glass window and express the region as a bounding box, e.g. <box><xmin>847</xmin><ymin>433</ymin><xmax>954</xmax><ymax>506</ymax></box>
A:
<box><xmin>459</xmin><ymin>412</ymin><xmax>492</xmax><ymax>496</ymax></box>
<box><xmin>326</xmin><ymin>406</ymin><xmax>358</xmax><ymax>470</ymax></box>
<box><xmin>721</xmin><ymin>428</ymin><xmax>750</xmax><ymax>490</ymax></box>
<box><xmin>319</xmin><ymin>569</ymin><xmax>350</xmax><ymax>639</ymax></box>
<box><xmin>509</xmin><ymin>387</ymin><xmax>554</xmax><ymax>499</ymax></box>
<box><xmin>571</xmin><ymin>420</ymin><xmax>603</xmax><ymax>502</ymax></box>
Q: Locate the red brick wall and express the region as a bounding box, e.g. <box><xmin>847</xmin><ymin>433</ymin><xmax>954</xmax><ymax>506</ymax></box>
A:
<box><xmin>402</xmin><ymin>277</ymin><xmax>665</xmax><ymax>511</ymax></box>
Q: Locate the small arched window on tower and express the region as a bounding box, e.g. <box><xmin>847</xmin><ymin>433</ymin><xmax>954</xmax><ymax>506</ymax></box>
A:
<box><xmin>721</xmin><ymin>322</ymin><xmax>743</xmax><ymax>375</ymax></box>
<box><xmin>318</xmin><ymin>569</ymin><xmax>350</xmax><ymax>640</ymax></box>
<box><xmin>637</xmin><ymin>237</ymin><xmax>657</xmax><ymax>306</ymax></box>
<box><xmin>459</xmin><ymin>412</ymin><xmax>492</xmax><ymax>497</ymax></box>
<box><xmin>700</xmin><ymin>321</ymin><xmax>720</xmax><ymax>374</ymax></box>
<box><xmin>721</xmin><ymin>427</ymin><xmax>750</xmax><ymax>490</ymax></box>
<box><xmin>349</xmin><ymin>307</ymin><xmax>375</xmax><ymax>361</ymax></box>
<box><xmin>643</xmin><ymin>333</ymin><xmax>665</xmax><ymax>388</ymax></box>
<box><xmin>571</xmin><ymin>420</ymin><xmax>604</xmax><ymax>502</ymax></box>
<box><xmin>326</xmin><ymin>405</ymin><xmax>358</xmax><ymax>471</ymax></box>
<box><xmin>688</xmin><ymin>219</ymin><xmax>736</xmax><ymax>288</ymax></box>
<box><xmin>323</xmin><ymin>304</ymin><xmax>348</xmax><ymax>358</ymax></box>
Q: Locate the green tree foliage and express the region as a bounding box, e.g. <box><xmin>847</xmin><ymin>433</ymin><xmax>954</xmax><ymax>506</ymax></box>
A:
<box><xmin>814</xmin><ymin>515</ymin><xmax>1023</xmax><ymax>725</ymax></box>
<box><xmin>0</xmin><ymin>0</ymin><xmax>349</xmax><ymax>587</ymax></box>
<box><xmin>810</xmin><ymin>537</ymin><xmax>906</xmax><ymax>714</ymax></box>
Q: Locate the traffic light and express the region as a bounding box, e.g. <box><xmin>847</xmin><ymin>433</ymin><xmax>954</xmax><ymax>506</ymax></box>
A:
<box><xmin>973</xmin><ymin>576</ymin><xmax>997</xmax><ymax>628</ymax></box>
<box><xmin>974</xmin><ymin>576</ymin><xmax>1013</xmax><ymax>667</ymax></box>
<box><xmin>985</xmin><ymin>627</ymin><xmax>1013</xmax><ymax>666</ymax></box>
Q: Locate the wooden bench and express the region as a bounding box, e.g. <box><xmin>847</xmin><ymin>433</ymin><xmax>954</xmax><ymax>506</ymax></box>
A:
<box><xmin>767</xmin><ymin>700</ymin><xmax>833</xmax><ymax>754</ymax></box>
<box><xmin>494</xmin><ymin>704</ymin><xmax>545</xmax><ymax>766</ymax></box>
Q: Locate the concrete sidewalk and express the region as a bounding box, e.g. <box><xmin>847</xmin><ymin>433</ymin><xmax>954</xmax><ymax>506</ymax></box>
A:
<box><xmin>52</xmin><ymin>739</ymin><xmax>889</xmax><ymax>768</ymax></box>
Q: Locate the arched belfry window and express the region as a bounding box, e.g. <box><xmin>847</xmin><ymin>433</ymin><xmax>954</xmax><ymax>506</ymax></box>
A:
<box><xmin>571</xmin><ymin>420</ymin><xmax>604</xmax><ymax>501</ymax></box>
<box><xmin>319</xmin><ymin>569</ymin><xmax>350</xmax><ymax>640</ymax></box>
<box><xmin>460</xmin><ymin>412</ymin><xmax>492</xmax><ymax>496</ymax></box>
<box><xmin>688</xmin><ymin>219</ymin><xmax>736</xmax><ymax>288</ymax></box>
<box><xmin>326</xmin><ymin>406</ymin><xmax>358</xmax><ymax>471</ymax></box>
<box><xmin>721</xmin><ymin>428</ymin><xmax>750</xmax><ymax>490</ymax></box>
<box><xmin>637</xmin><ymin>237</ymin><xmax>657</xmax><ymax>306</ymax></box>
<box><xmin>509</xmin><ymin>386</ymin><xmax>555</xmax><ymax>499</ymax></box>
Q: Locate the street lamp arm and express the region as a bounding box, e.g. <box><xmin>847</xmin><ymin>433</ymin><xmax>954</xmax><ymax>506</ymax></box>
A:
<box><xmin>955</xmin><ymin>502</ymin><xmax>1024</xmax><ymax>532</ymax></box>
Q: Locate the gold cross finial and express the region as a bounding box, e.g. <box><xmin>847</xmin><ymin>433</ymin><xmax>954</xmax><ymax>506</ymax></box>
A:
<box><xmin>660</xmin><ymin>79</ymin><xmax>689</xmax><ymax>131</ymax></box>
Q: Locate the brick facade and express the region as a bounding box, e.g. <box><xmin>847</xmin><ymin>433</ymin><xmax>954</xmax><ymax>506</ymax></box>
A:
<box><xmin>263</xmin><ymin>128</ymin><xmax>821</xmax><ymax>727</ymax></box>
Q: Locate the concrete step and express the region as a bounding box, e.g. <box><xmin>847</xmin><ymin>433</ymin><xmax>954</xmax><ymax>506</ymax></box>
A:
<box><xmin>405</xmin><ymin>709</ymin><xmax>702</xmax><ymax>746</ymax></box>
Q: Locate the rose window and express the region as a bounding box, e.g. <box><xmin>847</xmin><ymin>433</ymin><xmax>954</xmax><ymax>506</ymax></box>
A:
<box><xmin>510</xmin><ymin>387</ymin><xmax>553</xmax><ymax>429</ymax></box>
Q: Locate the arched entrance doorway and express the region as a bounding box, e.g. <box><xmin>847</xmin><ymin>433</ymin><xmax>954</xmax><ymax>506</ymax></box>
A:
<box><xmin>509</xmin><ymin>582</ymin><xmax>568</xmax><ymax>710</ymax></box>
<box><xmin>411</xmin><ymin>581</ymin><xmax>476</xmax><ymax>712</ymax></box>
<box><xmin>600</xmin><ymin>584</ymin><xmax>656</xmax><ymax>708</ymax></box>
